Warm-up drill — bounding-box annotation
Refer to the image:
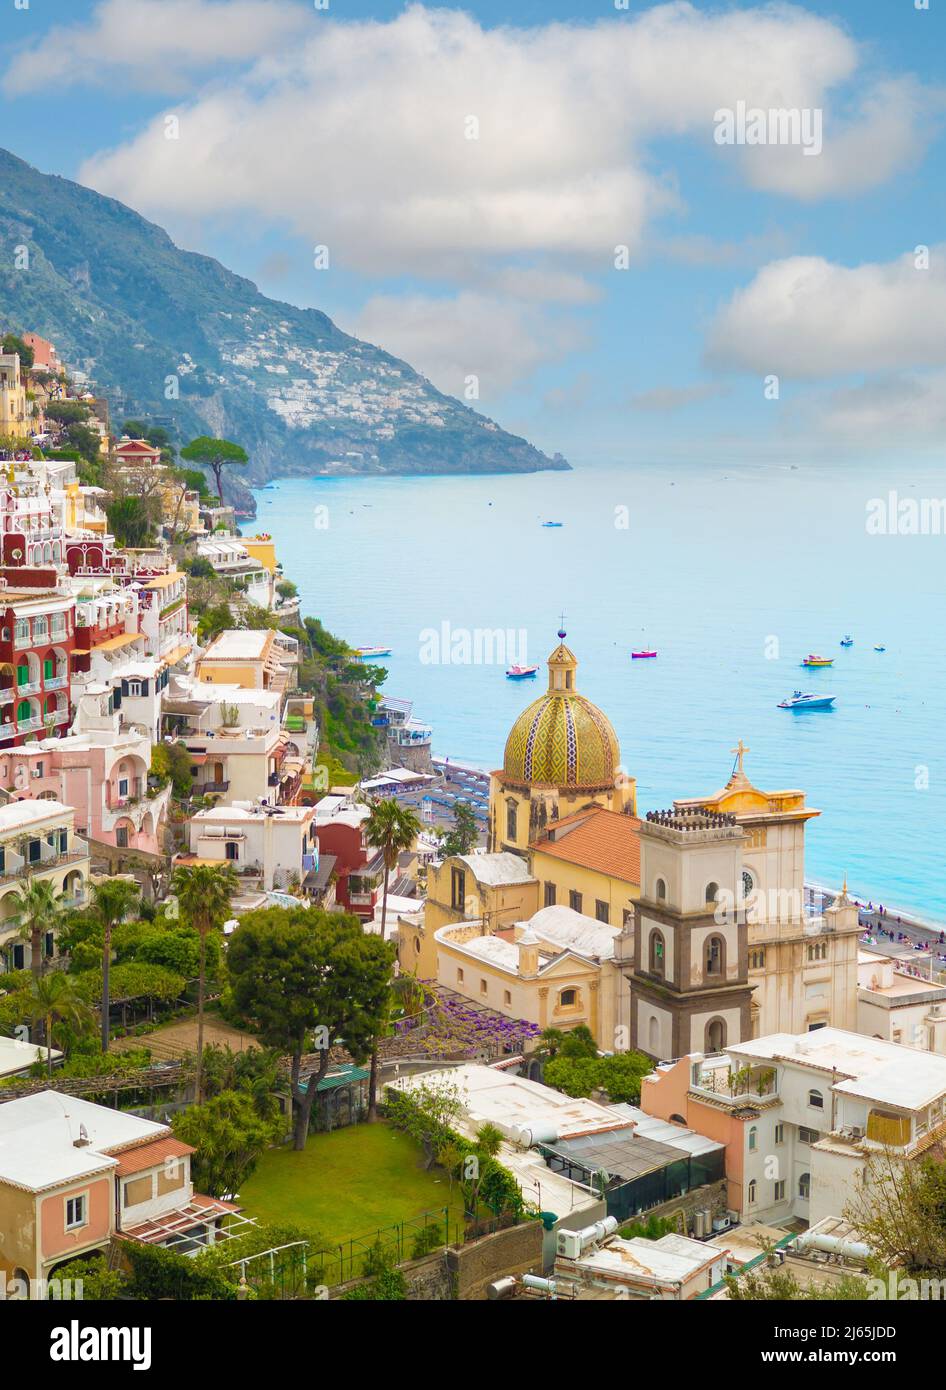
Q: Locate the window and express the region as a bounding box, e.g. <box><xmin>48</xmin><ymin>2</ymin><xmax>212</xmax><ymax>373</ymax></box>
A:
<box><xmin>456</xmin><ymin>968</ymin><xmax>464</xmax><ymax>984</ymax></box>
<box><xmin>544</xmin><ymin>881</ymin><xmax>556</xmax><ymax>908</ymax></box>
<box><xmin>559</xmin><ymin>988</ymin><xmax>577</xmax><ymax>1008</ymax></box>
<box><xmin>774</xmin><ymin>1123</ymin><xmax>784</xmax><ymax>1144</ymax></box>
<box><xmin>506</xmin><ymin>800</ymin><xmax>517</xmax><ymax>842</ymax></box>
<box><xmin>128</xmin><ymin>680</ymin><xmax>142</xmax><ymax>697</ymax></box>
<box><xmin>705</xmin><ymin>1018</ymin><xmax>726</xmax><ymax>1052</ymax></box>
<box><xmin>741</xmin><ymin>869</ymin><xmax>754</xmax><ymax>899</ymax></box>
<box><xmin>115</xmin><ymin>827</ymin><xmax>129</xmax><ymax>849</ymax></box>
<box><xmin>413</xmin><ymin>936</ymin><xmax>421</xmax><ymax>955</ymax></box>
<box><xmin>807</xmin><ymin>1089</ymin><xmax>824</xmax><ymax>1110</ymax></box>
<box><xmin>747</xmin><ymin>1179</ymin><xmax>757</xmax><ymax>1205</ymax></box>
<box><xmin>118</xmin><ymin>779</ymin><xmax>129</xmax><ymax>798</ymax></box>
<box><xmin>748</xmin><ymin>1126</ymin><xmax>758</xmax><ymax>1152</ymax></box>
<box><xmin>225</xmin><ymin>840</ymin><xmax>239</xmax><ymax>861</ymax></box>
<box><xmin>655</xmin><ymin>877</ymin><xmax>667</xmax><ymax>902</ymax></box>
<box><xmin>705</xmin><ymin>935</ymin><xmax>723</xmax><ymax>976</ymax></box>
<box><xmin>27</xmin><ymin>839</ymin><xmax>40</xmax><ymax>864</ymax></box>
<box><xmin>595</xmin><ymin>900</ymin><xmax>609</xmax><ymax>924</ymax></box>
<box><xmin>65</xmin><ymin>1195</ymin><xmax>87</xmax><ymax>1230</ymax></box>
<box><xmin>705</xmin><ymin>881</ymin><xmax>719</xmax><ymax>905</ymax></box>
<box><xmin>450</xmin><ymin>867</ymin><xmax>466</xmax><ymax>911</ymax></box>
<box><xmin>749</xmin><ymin>948</ymin><xmax>766</xmax><ymax>970</ymax></box>
<box><xmin>480</xmin><ymin>978</ymin><xmax>488</xmax><ymax>996</ymax></box>
<box><xmin>798</xmin><ymin>1127</ymin><xmax>820</xmax><ymax>1145</ymax></box>
<box><xmin>649</xmin><ymin>930</ymin><xmax>665</xmax><ymax>976</ymax></box>
<box><xmin>806</xmin><ymin>941</ymin><xmax>828</xmax><ymax>962</ymax></box>
<box><xmin>503</xmin><ymin>990</ymin><xmax>511</xmax><ymax>1006</ymax></box>
<box><xmin>58</xmin><ymin>830</ymin><xmax>68</xmax><ymax>853</ymax></box>
<box><xmin>569</xmin><ymin>890</ymin><xmax>583</xmax><ymax>913</ymax></box>
<box><xmin>798</xmin><ymin>1172</ymin><xmax>811</xmax><ymax>1201</ymax></box>
<box><xmin>774</xmin><ymin>1180</ymin><xmax>786</xmax><ymax>1201</ymax></box>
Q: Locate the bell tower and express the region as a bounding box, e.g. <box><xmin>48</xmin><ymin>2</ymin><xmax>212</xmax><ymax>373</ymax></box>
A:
<box><xmin>616</xmin><ymin>805</ymin><xmax>753</xmax><ymax>1060</ymax></box>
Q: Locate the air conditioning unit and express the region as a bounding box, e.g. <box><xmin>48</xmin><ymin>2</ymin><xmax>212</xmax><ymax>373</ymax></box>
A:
<box><xmin>31</xmin><ymin>769</ymin><xmax>41</xmax><ymax>779</ymax></box>
<box><xmin>556</xmin><ymin>1230</ymin><xmax>583</xmax><ymax>1259</ymax></box>
<box><xmin>851</xmin><ymin>1125</ymin><xmax>864</xmax><ymax>1138</ymax></box>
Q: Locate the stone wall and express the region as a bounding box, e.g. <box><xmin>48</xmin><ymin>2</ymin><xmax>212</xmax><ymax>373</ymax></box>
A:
<box><xmin>447</xmin><ymin>1220</ymin><xmax>544</xmax><ymax>1300</ymax></box>
<box><xmin>628</xmin><ymin>1180</ymin><xmax>729</xmax><ymax>1235</ymax></box>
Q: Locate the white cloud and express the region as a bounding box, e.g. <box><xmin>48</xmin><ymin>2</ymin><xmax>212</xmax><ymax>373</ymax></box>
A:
<box><xmin>3</xmin><ymin>0</ymin><xmax>311</xmax><ymax>95</ymax></box>
<box><xmin>349</xmin><ymin>292</ymin><xmax>587</xmax><ymax>398</ymax></box>
<box><xmin>62</xmin><ymin>3</ymin><xmax>936</xmax><ymax>281</ymax></box>
<box><xmin>810</xmin><ymin>372</ymin><xmax>946</xmax><ymax>445</ymax></box>
<box><xmin>706</xmin><ymin>248</ymin><xmax>946</xmax><ymax>378</ymax></box>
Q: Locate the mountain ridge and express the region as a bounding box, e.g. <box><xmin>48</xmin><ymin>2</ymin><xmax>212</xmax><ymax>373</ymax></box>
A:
<box><xmin>0</xmin><ymin>147</ymin><xmax>568</xmax><ymax>514</ymax></box>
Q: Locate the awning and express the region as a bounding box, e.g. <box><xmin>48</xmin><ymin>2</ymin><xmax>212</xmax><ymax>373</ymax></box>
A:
<box><xmin>92</xmin><ymin>631</ymin><xmax>142</xmax><ymax>653</ymax></box>
<box><xmin>160</xmin><ymin>643</ymin><xmax>192</xmax><ymax>667</ymax></box>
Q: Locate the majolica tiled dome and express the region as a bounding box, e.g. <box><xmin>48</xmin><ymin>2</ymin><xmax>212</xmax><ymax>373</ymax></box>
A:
<box><xmin>502</xmin><ymin>638</ymin><xmax>620</xmax><ymax>790</ymax></box>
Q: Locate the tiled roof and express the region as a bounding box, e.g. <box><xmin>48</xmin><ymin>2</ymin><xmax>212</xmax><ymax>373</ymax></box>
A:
<box><xmin>531</xmin><ymin>807</ymin><xmax>641</xmax><ymax>884</ymax></box>
<box><xmin>113</xmin><ymin>1136</ymin><xmax>195</xmax><ymax>1176</ymax></box>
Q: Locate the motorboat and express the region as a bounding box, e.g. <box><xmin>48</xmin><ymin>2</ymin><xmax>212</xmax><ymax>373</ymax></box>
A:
<box><xmin>840</xmin><ymin>636</ymin><xmax>854</xmax><ymax>647</ymax></box>
<box><xmin>506</xmin><ymin>665</ymin><xmax>539</xmax><ymax>679</ymax></box>
<box><xmin>631</xmin><ymin>650</ymin><xmax>657</xmax><ymax>659</ymax></box>
<box><xmin>778</xmin><ymin>691</ymin><xmax>836</xmax><ymax>710</ymax></box>
<box><xmin>354</xmin><ymin>647</ymin><xmax>392</xmax><ymax>658</ymax></box>
<box><xmin>801</xmin><ymin>654</ymin><xmax>834</xmax><ymax>667</ymax></box>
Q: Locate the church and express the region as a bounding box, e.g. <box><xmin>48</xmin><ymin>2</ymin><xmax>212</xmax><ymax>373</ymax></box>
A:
<box><xmin>477</xmin><ymin>632</ymin><xmax>858</xmax><ymax>1056</ymax></box>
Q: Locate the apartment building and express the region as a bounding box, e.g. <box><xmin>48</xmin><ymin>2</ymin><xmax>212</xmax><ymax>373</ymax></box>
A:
<box><xmin>186</xmin><ymin>802</ymin><xmax>318</xmax><ymax>892</ymax></box>
<box><xmin>642</xmin><ymin>1028</ymin><xmax>946</xmax><ymax>1228</ymax></box>
<box><xmin>0</xmin><ymin>585</ymin><xmax>74</xmax><ymax>747</ymax></box>
<box><xmin>0</xmin><ymin>354</ymin><xmax>29</xmax><ymax>440</ymax></box>
<box><xmin>0</xmin><ymin>1091</ymin><xmax>237</xmax><ymax>1295</ymax></box>
<box><xmin>0</xmin><ymin>799</ymin><xmax>89</xmax><ymax>970</ymax></box>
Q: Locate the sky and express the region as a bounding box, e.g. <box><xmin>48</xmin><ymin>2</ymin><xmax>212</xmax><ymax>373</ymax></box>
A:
<box><xmin>0</xmin><ymin>0</ymin><xmax>943</xmax><ymax>469</ymax></box>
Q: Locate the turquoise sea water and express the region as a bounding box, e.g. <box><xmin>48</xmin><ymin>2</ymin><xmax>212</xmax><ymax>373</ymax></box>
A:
<box><xmin>253</xmin><ymin>460</ymin><xmax>946</xmax><ymax>921</ymax></box>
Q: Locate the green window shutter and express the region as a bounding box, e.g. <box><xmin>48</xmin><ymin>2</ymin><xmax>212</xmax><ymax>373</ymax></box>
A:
<box><xmin>16</xmin><ymin>666</ymin><xmax>27</xmax><ymax>687</ymax></box>
<box><xmin>43</xmin><ymin>658</ymin><xmax>53</xmax><ymax>679</ymax></box>
<box><xmin>17</xmin><ymin>700</ymin><xmax>30</xmax><ymax>721</ymax></box>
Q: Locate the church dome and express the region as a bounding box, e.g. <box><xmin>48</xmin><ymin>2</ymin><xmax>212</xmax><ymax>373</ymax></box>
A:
<box><xmin>502</xmin><ymin>636</ymin><xmax>620</xmax><ymax>790</ymax></box>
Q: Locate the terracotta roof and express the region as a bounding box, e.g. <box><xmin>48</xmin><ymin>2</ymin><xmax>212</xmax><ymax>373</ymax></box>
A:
<box><xmin>530</xmin><ymin>807</ymin><xmax>641</xmax><ymax>884</ymax></box>
<box><xmin>113</xmin><ymin>1136</ymin><xmax>195</xmax><ymax>1176</ymax></box>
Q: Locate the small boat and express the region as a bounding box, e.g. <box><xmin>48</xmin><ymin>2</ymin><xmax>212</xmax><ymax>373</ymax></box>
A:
<box><xmin>631</xmin><ymin>650</ymin><xmax>657</xmax><ymax>659</ymax></box>
<box><xmin>506</xmin><ymin>664</ymin><xmax>539</xmax><ymax>680</ymax></box>
<box><xmin>778</xmin><ymin>691</ymin><xmax>836</xmax><ymax>710</ymax></box>
<box><xmin>355</xmin><ymin>646</ymin><xmax>392</xmax><ymax>659</ymax></box>
<box><xmin>840</xmin><ymin>635</ymin><xmax>854</xmax><ymax>647</ymax></box>
<box><xmin>801</xmin><ymin>654</ymin><xmax>834</xmax><ymax>667</ymax></box>
<box><xmin>541</xmin><ymin>521</ymin><xmax>563</xmax><ymax>528</ymax></box>
<box><xmin>874</xmin><ymin>644</ymin><xmax>886</xmax><ymax>652</ymax></box>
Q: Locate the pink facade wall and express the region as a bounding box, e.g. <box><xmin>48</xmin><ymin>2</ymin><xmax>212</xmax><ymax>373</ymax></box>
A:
<box><xmin>40</xmin><ymin>1176</ymin><xmax>112</xmax><ymax>1260</ymax></box>
<box><xmin>640</xmin><ymin>1057</ymin><xmax>747</xmax><ymax>1212</ymax></box>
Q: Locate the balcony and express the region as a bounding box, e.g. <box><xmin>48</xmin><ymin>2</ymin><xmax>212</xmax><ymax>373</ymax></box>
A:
<box><xmin>200</xmin><ymin>780</ymin><xmax>230</xmax><ymax>794</ymax></box>
<box><xmin>44</xmin><ymin>674</ymin><xmax>68</xmax><ymax>691</ymax></box>
<box><xmin>690</xmin><ymin>1061</ymin><xmax>778</xmax><ymax>1103</ymax></box>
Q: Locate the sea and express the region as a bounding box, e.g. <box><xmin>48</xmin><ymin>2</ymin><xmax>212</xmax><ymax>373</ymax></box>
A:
<box><xmin>252</xmin><ymin>458</ymin><xmax>946</xmax><ymax>922</ymax></box>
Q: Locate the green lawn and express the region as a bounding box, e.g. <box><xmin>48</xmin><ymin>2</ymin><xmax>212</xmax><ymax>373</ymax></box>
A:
<box><xmin>238</xmin><ymin>1123</ymin><xmax>462</xmax><ymax>1247</ymax></box>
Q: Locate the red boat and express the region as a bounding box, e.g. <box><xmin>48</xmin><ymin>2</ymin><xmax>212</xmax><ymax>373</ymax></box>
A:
<box><xmin>631</xmin><ymin>650</ymin><xmax>657</xmax><ymax>659</ymax></box>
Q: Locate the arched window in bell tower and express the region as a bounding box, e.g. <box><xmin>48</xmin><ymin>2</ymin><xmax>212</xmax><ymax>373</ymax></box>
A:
<box><xmin>649</xmin><ymin>929</ymin><xmax>665</xmax><ymax>977</ymax></box>
<box><xmin>655</xmin><ymin>877</ymin><xmax>667</xmax><ymax>903</ymax></box>
<box><xmin>705</xmin><ymin>1017</ymin><xmax>726</xmax><ymax>1053</ymax></box>
<box><xmin>705</xmin><ymin>934</ymin><xmax>725</xmax><ymax>977</ymax></box>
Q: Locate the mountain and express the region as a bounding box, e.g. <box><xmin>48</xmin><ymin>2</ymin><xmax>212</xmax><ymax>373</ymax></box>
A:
<box><xmin>0</xmin><ymin>148</ymin><xmax>568</xmax><ymax>514</ymax></box>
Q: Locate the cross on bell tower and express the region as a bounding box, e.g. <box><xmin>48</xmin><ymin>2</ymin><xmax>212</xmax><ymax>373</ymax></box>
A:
<box><xmin>731</xmin><ymin>739</ymin><xmax>749</xmax><ymax>778</ymax></box>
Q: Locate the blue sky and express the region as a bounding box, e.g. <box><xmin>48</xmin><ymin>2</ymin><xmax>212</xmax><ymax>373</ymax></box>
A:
<box><xmin>1</xmin><ymin>0</ymin><xmax>943</xmax><ymax>467</ymax></box>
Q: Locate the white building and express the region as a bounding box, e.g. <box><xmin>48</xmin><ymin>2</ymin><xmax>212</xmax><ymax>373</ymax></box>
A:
<box><xmin>856</xmin><ymin>949</ymin><xmax>946</xmax><ymax>1053</ymax></box>
<box><xmin>186</xmin><ymin>801</ymin><xmax>318</xmax><ymax>892</ymax></box>
<box><xmin>717</xmin><ymin>1028</ymin><xmax>946</xmax><ymax>1226</ymax></box>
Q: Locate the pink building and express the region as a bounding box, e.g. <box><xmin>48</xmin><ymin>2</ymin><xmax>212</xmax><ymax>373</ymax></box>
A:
<box><xmin>2</xmin><ymin>688</ymin><xmax>169</xmax><ymax>857</ymax></box>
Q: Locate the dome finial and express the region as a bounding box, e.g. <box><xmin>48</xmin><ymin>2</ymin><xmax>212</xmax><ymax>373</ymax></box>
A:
<box><xmin>557</xmin><ymin>609</ymin><xmax>566</xmax><ymax>641</ymax></box>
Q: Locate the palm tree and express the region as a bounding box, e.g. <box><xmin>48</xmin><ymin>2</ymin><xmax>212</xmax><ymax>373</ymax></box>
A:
<box><xmin>27</xmin><ymin>972</ymin><xmax>94</xmax><ymax>1079</ymax></box>
<box><xmin>170</xmin><ymin>863</ymin><xmax>237</xmax><ymax>1102</ymax></box>
<box><xmin>9</xmin><ymin>877</ymin><xmax>66</xmax><ymax>980</ymax></box>
<box><xmin>361</xmin><ymin>798</ymin><xmax>421</xmax><ymax>1120</ymax></box>
<box><xmin>90</xmin><ymin>879</ymin><xmax>141</xmax><ymax>1052</ymax></box>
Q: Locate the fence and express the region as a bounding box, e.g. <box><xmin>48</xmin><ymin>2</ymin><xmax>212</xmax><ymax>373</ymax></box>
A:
<box><xmin>315</xmin><ymin>1207</ymin><xmax>461</xmax><ymax>1287</ymax></box>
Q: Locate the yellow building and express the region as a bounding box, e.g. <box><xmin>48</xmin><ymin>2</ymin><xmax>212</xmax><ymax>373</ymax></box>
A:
<box><xmin>489</xmin><ymin>633</ymin><xmax>635</xmax><ymax>854</ymax></box>
<box><xmin>197</xmin><ymin>628</ymin><xmax>282</xmax><ymax>691</ymax></box>
<box><xmin>529</xmin><ymin>804</ymin><xmax>641</xmax><ymax>930</ymax></box>
<box><xmin>674</xmin><ymin>745</ymin><xmax>859</xmax><ymax>1037</ymax></box>
<box><xmin>401</xmin><ymin>850</ymin><xmax>539</xmax><ymax>979</ymax></box>
<box><xmin>433</xmin><ymin>908</ymin><xmax>622</xmax><ymax>1048</ymax></box>
<box><xmin>242</xmin><ymin>534</ymin><xmax>277</xmax><ymax>574</ymax></box>
<box><xmin>0</xmin><ymin>354</ymin><xmax>30</xmax><ymax>441</ymax></box>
